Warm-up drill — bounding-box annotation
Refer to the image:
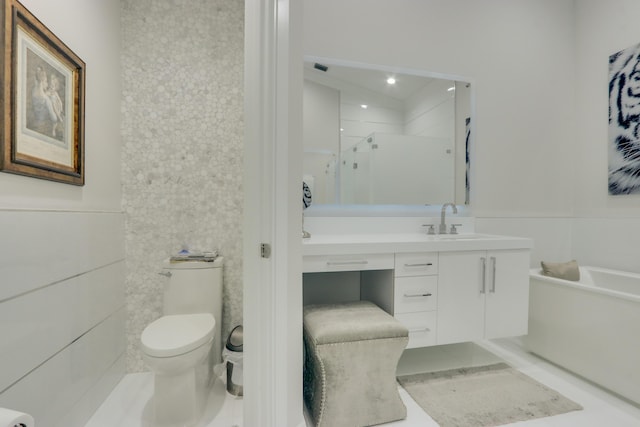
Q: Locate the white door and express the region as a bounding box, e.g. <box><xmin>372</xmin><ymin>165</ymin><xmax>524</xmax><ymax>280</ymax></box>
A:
<box><xmin>437</xmin><ymin>251</ymin><xmax>486</xmax><ymax>345</ymax></box>
<box><xmin>484</xmin><ymin>250</ymin><xmax>530</xmax><ymax>339</ymax></box>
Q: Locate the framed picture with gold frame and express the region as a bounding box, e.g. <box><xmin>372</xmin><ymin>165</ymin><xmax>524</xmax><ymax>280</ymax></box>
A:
<box><xmin>1</xmin><ymin>0</ymin><xmax>85</xmax><ymax>185</ymax></box>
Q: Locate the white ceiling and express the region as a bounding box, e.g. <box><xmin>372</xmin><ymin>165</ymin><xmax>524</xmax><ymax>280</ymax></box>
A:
<box><xmin>303</xmin><ymin>60</ymin><xmax>440</xmax><ymax>102</ymax></box>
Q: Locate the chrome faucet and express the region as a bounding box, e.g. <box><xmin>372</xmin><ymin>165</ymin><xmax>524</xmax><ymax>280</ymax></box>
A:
<box><xmin>439</xmin><ymin>203</ymin><xmax>458</xmax><ymax>234</ymax></box>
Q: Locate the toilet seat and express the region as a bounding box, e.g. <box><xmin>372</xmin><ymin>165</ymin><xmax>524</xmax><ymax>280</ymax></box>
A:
<box><xmin>141</xmin><ymin>313</ymin><xmax>215</xmax><ymax>358</ymax></box>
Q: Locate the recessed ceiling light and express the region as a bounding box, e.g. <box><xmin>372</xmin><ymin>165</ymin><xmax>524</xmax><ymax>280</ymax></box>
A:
<box><xmin>361</xmin><ymin>104</ymin><xmax>368</xmax><ymax>109</ymax></box>
<box><xmin>387</xmin><ymin>77</ymin><xmax>396</xmax><ymax>85</ymax></box>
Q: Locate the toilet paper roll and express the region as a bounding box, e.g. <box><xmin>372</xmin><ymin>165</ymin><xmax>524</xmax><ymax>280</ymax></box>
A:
<box><xmin>0</xmin><ymin>407</ymin><xmax>34</xmax><ymax>427</ymax></box>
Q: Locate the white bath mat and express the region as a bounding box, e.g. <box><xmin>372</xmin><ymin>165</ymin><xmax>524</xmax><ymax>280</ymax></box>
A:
<box><xmin>397</xmin><ymin>363</ymin><xmax>582</xmax><ymax>427</ymax></box>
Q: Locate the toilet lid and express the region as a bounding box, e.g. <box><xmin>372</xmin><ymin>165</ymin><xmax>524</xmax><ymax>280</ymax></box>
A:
<box><xmin>141</xmin><ymin>313</ymin><xmax>215</xmax><ymax>358</ymax></box>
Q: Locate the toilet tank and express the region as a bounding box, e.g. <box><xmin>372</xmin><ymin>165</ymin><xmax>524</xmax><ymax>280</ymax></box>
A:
<box><xmin>161</xmin><ymin>256</ymin><xmax>224</xmax><ymax>362</ymax></box>
<box><xmin>162</xmin><ymin>257</ymin><xmax>224</xmax><ymax>316</ymax></box>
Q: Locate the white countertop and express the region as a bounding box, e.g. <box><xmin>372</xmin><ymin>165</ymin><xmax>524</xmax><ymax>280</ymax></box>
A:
<box><xmin>302</xmin><ymin>233</ymin><xmax>533</xmax><ymax>256</ymax></box>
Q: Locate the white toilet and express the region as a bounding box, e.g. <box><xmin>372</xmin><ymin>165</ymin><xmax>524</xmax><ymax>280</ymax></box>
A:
<box><xmin>141</xmin><ymin>257</ymin><xmax>223</xmax><ymax>427</ymax></box>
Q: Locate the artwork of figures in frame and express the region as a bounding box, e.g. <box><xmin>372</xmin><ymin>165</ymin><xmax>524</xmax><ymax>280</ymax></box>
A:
<box><xmin>1</xmin><ymin>0</ymin><xmax>85</xmax><ymax>185</ymax></box>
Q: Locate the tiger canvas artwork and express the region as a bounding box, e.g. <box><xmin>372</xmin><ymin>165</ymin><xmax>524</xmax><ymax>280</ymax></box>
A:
<box><xmin>609</xmin><ymin>41</ymin><xmax>640</xmax><ymax>195</ymax></box>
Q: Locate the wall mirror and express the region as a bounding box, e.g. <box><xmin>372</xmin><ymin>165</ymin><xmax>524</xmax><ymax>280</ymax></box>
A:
<box><xmin>303</xmin><ymin>57</ymin><xmax>472</xmax><ymax>209</ymax></box>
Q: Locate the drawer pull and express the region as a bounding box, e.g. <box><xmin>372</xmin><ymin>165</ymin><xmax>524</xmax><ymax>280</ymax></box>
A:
<box><xmin>409</xmin><ymin>327</ymin><xmax>431</xmax><ymax>333</ymax></box>
<box><xmin>403</xmin><ymin>262</ymin><xmax>433</xmax><ymax>267</ymax></box>
<box><xmin>403</xmin><ymin>293</ymin><xmax>433</xmax><ymax>298</ymax></box>
<box><xmin>326</xmin><ymin>260</ymin><xmax>369</xmax><ymax>266</ymax></box>
<box><xmin>480</xmin><ymin>257</ymin><xmax>487</xmax><ymax>294</ymax></box>
<box><xmin>490</xmin><ymin>256</ymin><xmax>497</xmax><ymax>293</ymax></box>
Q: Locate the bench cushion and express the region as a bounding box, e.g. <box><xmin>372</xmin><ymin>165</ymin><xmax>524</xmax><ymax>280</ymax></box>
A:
<box><xmin>304</xmin><ymin>301</ymin><xmax>408</xmax><ymax>345</ymax></box>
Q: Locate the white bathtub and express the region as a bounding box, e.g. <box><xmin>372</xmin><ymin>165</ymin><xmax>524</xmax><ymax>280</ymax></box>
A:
<box><xmin>525</xmin><ymin>266</ymin><xmax>640</xmax><ymax>405</ymax></box>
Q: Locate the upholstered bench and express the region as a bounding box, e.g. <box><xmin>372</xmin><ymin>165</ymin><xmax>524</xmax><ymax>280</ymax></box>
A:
<box><xmin>303</xmin><ymin>301</ymin><xmax>409</xmax><ymax>427</ymax></box>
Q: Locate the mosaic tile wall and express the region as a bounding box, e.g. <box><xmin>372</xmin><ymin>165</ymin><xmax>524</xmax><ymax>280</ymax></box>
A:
<box><xmin>121</xmin><ymin>0</ymin><xmax>244</xmax><ymax>372</ymax></box>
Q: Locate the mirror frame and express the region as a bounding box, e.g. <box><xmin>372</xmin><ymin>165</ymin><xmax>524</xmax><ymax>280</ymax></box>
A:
<box><xmin>303</xmin><ymin>56</ymin><xmax>476</xmax><ymax>216</ymax></box>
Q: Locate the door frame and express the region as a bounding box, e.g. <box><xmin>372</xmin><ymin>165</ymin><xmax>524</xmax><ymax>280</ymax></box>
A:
<box><xmin>243</xmin><ymin>0</ymin><xmax>304</xmax><ymax>425</ymax></box>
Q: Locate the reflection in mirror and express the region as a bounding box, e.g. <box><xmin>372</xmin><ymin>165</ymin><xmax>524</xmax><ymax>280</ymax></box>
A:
<box><xmin>303</xmin><ymin>59</ymin><xmax>472</xmax><ymax>207</ymax></box>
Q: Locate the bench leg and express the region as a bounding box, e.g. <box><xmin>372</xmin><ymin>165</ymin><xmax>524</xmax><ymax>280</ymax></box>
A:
<box><xmin>304</xmin><ymin>336</ymin><xmax>408</xmax><ymax>427</ymax></box>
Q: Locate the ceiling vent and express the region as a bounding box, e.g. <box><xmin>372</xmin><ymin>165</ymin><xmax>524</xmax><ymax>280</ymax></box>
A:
<box><xmin>313</xmin><ymin>63</ymin><xmax>328</xmax><ymax>72</ymax></box>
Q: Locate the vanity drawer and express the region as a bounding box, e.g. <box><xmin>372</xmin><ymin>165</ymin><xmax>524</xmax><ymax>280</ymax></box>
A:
<box><xmin>395</xmin><ymin>311</ymin><xmax>437</xmax><ymax>348</ymax></box>
<box><xmin>394</xmin><ymin>253</ymin><xmax>438</xmax><ymax>277</ymax></box>
<box><xmin>394</xmin><ymin>276</ymin><xmax>437</xmax><ymax>313</ymax></box>
<box><xmin>303</xmin><ymin>253</ymin><xmax>394</xmax><ymax>273</ymax></box>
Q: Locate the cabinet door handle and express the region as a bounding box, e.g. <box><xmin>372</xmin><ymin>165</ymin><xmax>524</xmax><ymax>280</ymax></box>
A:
<box><xmin>326</xmin><ymin>260</ymin><xmax>369</xmax><ymax>266</ymax></box>
<box><xmin>403</xmin><ymin>262</ymin><xmax>433</xmax><ymax>267</ymax></box>
<box><xmin>490</xmin><ymin>256</ymin><xmax>497</xmax><ymax>293</ymax></box>
<box><xmin>409</xmin><ymin>327</ymin><xmax>431</xmax><ymax>333</ymax></box>
<box><xmin>403</xmin><ymin>293</ymin><xmax>433</xmax><ymax>298</ymax></box>
<box><xmin>480</xmin><ymin>257</ymin><xmax>486</xmax><ymax>294</ymax></box>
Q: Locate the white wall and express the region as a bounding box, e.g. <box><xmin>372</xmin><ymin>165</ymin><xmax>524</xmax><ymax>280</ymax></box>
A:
<box><xmin>340</xmin><ymin>92</ymin><xmax>405</xmax><ymax>150</ymax></box>
<box><xmin>404</xmin><ymin>78</ymin><xmax>454</xmax><ymax>139</ymax></box>
<box><xmin>303</xmin><ymin>80</ymin><xmax>340</xmax><ymax>203</ymax></box>
<box><xmin>121</xmin><ymin>0</ymin><xmax>245</xmax><ymax>372</ymax></box>
<box><xmin>303</xmin><ymin>80</ymin><xmax>340</xmax><ymax>154</ymax></box>
<box><xmin>368</xmin><ymin>134</ymin><xmax>453</xmax><ymax>204</ymax></box>
<box><xmin>0</xmin><ymin>1</ymin><xmax>124</xmax><ymax>426</ymax></box>
<box><xmin>571</xmin><ymin>1</ymin><xmax>640</xmax><ymax>274</ymax></box>
<box><xmin>304</xmin><ymin>0</ymin><xmax>576</xmax><ymax>219</ymax></box>
<box><xmin>303</xmin><ymin>0</ymin><xmax>577</xmax><ymax>265</ymax></box>
<box><xmin>303</xmin><ymin>0</ymin><xmax>640</xmax><ymax>274</ymax></box>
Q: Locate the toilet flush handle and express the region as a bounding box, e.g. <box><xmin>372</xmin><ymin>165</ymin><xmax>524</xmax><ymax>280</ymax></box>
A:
<box><xmin>158</xmin><ymin>271</ymin><xmax>172</xmax><ymax>278</ymax></box>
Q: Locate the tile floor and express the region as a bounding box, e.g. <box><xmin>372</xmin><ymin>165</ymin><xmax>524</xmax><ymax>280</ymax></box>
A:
<box><xmin>86</xmin><ymin>338</ymin><xmax>640</xmax><ymax>427</ymax></box>
<box><xmin>84</xmin><ymin>370</ymin><xmax>243</xmax><ymax>427</ymax></box>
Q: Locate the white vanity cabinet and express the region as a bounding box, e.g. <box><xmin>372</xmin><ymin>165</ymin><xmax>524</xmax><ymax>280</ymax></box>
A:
<box><xmin>436</xmin><ymin>249</ymin><xmax>530</xmax><ymax>345</ymax></box>
<box><xmin>393</xmin><ymin>253</ymin><xmax>438</xmax><ymax>348</ymax></box>
<box><xmin>303</xmin><ymin>232</ymin><xmax>533</xmax><ymax>350</ymax></box>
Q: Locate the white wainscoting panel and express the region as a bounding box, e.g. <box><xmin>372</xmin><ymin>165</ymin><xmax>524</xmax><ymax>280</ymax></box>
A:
<box><xmin>0</xmin><ymin>308</ymin><xmax>126</xmax><ymax>426</ymax></box>
<box><xmin>0</xmin><ymin>210</ymin><xmax>125</xmax><ymax>427</ymax></box>
<box><xmin>57</xmin><ymin>354</ymin><xmax>126</xmax><ymax>427</ymax></box>
<box><xmin>572</xmin><ymin>217</ymin><xmax>640</xmax><ymax>274</ymax></box>
<box><xmin>0</xmin><ymin>210</ymin><xmax>124</xmax><ymax>301</ymax></box>
<box><xmin>475</xmin><ymin>217</ymin><xmax>573</xmax><ymax>268</ymax></box>
<box><xmin>0</xmin><ymin>262</ymin><xmax>124</xmax><ymax>392</ymax></box>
